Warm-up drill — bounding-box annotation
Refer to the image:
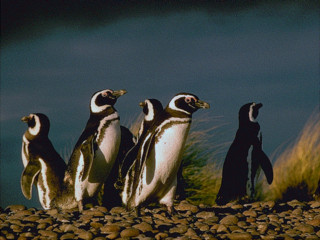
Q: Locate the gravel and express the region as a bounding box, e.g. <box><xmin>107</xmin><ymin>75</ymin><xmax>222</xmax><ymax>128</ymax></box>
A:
<box><xmin>1</xmin><ymin>199</ymin><xmax>320</xmax><ymax>239</ymax></box>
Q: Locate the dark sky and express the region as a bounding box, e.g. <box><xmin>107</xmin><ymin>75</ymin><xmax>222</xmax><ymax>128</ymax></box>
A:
<box><xmin>1</xmin><ymin>1</ymin><xmax>319</xmax><ymax>208</ymax></box>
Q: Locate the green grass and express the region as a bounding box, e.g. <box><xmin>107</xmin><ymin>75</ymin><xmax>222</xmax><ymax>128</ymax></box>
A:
<box><xmin>259</xmin><ymin>110</ymin><xmax>320</xmax><ymax>202</ymax></box>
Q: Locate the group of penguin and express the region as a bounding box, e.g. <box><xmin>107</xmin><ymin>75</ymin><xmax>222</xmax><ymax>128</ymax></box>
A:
<box><xmin>21</xmin><ymin>89</ymin><xmax>273</xmax><ymax>213</ymax></box>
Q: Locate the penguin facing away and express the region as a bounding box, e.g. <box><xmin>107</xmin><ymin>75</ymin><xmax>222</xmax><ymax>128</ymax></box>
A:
<box><xmin>216</xmin><ymin>102</ymin><xmax>273</xmax><ymax>205</ymax></box>
<box><xmin>67</xmin><ymin>89</ymin><xmax>127</xmax><ymax>211</ymax></box>
<box><xmin>21</xmin><ymin>113</ymin><xmax>77</xmax><ymax>209</ymax></box>
<box><xmin>122</xmin><ymin>93</ymin><xmax>210</xmax><ymax>213</ymax></box>
<box><xmin>114</xmin><ymin>98</ymin><xmax>164</xmax><ymax>191</ymax></box>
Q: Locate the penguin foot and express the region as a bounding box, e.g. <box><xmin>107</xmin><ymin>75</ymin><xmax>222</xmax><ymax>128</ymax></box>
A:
<box><xmin>78</xmin><ymin>201</ymin><xmax>83</xmax><ymax>212</ymax></box>
<box><xmin>134</xmin><ymin>207</ymin><xmax>140</xmax><ymax>217</ymax></box>
<box><xmin>167</xmin><ymin>205</ymin><xmax>176</xmax><ymax>215</ymax></box>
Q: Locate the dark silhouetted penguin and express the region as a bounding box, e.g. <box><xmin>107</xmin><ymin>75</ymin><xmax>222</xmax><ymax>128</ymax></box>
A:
<box><xmin>67</xmin><ymin>89</ymin><xmax>126</xmax><ymax>211</ymax></box>
<box><xmin>216</xmin><ymin>102</ymin><xmax>273</xmax><ymax>205</ymax></box>
<box><xmin>21</xmin><ymin>113</ymin><xmax>76</xmax><ymax>209</ymax></box>
<box><xmin>122</xmin><ymin>93</ymin><xmax>210</xmax><ymax>213</ymax></box>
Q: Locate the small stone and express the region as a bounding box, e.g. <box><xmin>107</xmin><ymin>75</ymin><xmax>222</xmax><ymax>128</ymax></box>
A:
<box><xmin>307</xmin><ymin>218</ymin><xmax>320</xmax><ymax>227</ymax></box>
<box><xmin>23</xmin><ymin>215</ymin><xmax>40</xmax><ymax>222</ymax></box>
<box><xmin>219</xmin><ymin>215</ymin><xmax>238</xmax><ymax>225</ymax></box>
<box><xmin>120</xmin><ymin>228</ymin><xmax>140</xmax><ymax>237</ymax></box>
<box><xmin>78</xmin><ymin>231</ymin><xmax>93</xmax><ymax>240</ymax></box>
<box><xmin>110</xmin><ymin>207</ymin><xmax>126</xmax><ymax>214</ymax></box>
<box><xmin>243</xmin><ymin>210</ymin><xmax>257</xmax><ymax>218</ymax></box>
<box><xmin>133</xmin><ymin>222</ymin><xmax>153</xmax><ymax>232</ymax></box>
<box><xmin>175</xmin><ymin>200</ymin><xmax>199</xmax><ymax>213</ymax></box>
<box><xmin>90</xmin><ymin>222</ymin><xmax>103</xmax><ymax>228</ymax></box>
<box><xmin>196</xmin><ymin>211</ymin><xmax>215</xmax><ymax>219</ymax></box>
<box><xmin>46</xmin><ymin>209</ymin><xmax>59</xmax><ymax>215</ymax></box>
<box><xmin>20</xmin><ymin>232</ymin><xmax>34</xmax><ymax>238</ymax></box>
<box><xmin>169</xmin><ymin>224</ymin><xmax>188</xmax><ymax>234</ymax></box>
<box><xmin>5</xmin><ymin>205</ymin><xmax>26</xmax><ymax>212</ymax></box>
<box><xmin>105</xmin><ymin>232</ymin><xmax>119</xmax><ymax>239</ymax></box>
<box><xmin>217</xmin><ymin>224</ymin><xmax>228</xmax><ymax>233</ymax></box>
<box><xmin>262</xmin><ymin>201</ymin><xmax>275</xmax><ymax>208</ymax></box>
<box><xmin>231</xmin><ymin>204</ymin><xmax>244</xmax><ymax>210</ymax></box>
<box><xmin>38</xmin><ymin>230</ymin><xmax>58</xmax><ymax>238</ymax></box>
<box><xmin>155</xmin><ymin>232</ymin><xmax>168</xmax><ymax>240</ymax></box>
<box><xmin>310</xmin><ymin>201</ymin><xmax>320</xmax><ymax>208</ymax></box>
<box><xmin>296</xmin><ymin>224</ymin><xmax>314</xmax><ymax>233</ymax></box>
<box><xmin>287</xmin><ymin>200</ymin><xmax>306</xmax><ymax>208</ymax></box>
<box><xmin>61</xmin><ymin>233</ymin><xmax>76</xmax><ymax>240</ymax></box>
<box><xmin>257</xmin><ymin>223</ymin><xmax>268</xmax><ymax>234</ymax></box>
<box><xmin>292</xmin><ymin>208</ymin><xmax>303</xmax><ymax>215</ymax></box>
<box><xmin>100</xmin><ymin>224</ymin><xmax>121</xmax><ymax>233</ymax></box>
<box><xmin>227</xmin><ymin>233</ymin><xmax>252</xmax><ymax>240</ymax></box>
<box><xmin>60</xmin><ymin>223</ymin><xmax>78</xmax><ymax>232</ymax></box>
<box><xmin>185</xmin><ymin>228</ymin><xmax>198</xmax><ymax>237</ymax></box>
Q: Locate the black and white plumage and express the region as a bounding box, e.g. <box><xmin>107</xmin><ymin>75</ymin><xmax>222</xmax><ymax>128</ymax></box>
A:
<box><xmin>122</xmin><ymin>93</ymin><xmax>210</xmax><ymax>213</ymax></box>
<box><xmin>137</xmin><ymin>99</ymin><xmax>164</xmax><ymax>140</ymax></box>
<box><xmin>102</xmin><ymin>125</ymin><xmax>136</xmax><ymax>209</ymax></box>
<box><xmin>115</xmin><ymin>98</ymin><xmax>164</xmax><ymax>190</ymax></box>
<box><xmin>67</xmin><ymin>89</ymin><xmax>127</xmax><ymax>211</ymax></box>
<box><xmin>21</xmin><ymin>113</ymin><xmax>76</xmax><ymax>210</ymax></box>
<box><xmin>216</xmin><ymin>102</ymin><xmax>273</xmax><ymax>205</ymax></box>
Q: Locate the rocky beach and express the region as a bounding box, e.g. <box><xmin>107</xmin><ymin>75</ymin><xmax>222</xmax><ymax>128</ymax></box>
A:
<box><xmin>1</xmin><ymin>200</ymin><xmax>320</xmax><ymax>239</ymax></box>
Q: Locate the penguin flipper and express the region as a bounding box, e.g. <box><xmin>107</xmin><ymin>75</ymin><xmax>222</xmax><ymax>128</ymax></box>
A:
<box><xmin>80</xmin><ymin>135</ymin><xmax>96</xmax><ymax>181</ymax></box>
<box><xmin>21</xmin><ymin>159</ymin><xmax>41</xmax><ymax>200</ymax></box>
<box><xmin>119</xmin><ymin>143</ymin><xmax>140</xmax><ymax>180</ymax></box>
<box><xmin>259</xmin><ymin>150</ymin><xmax>273</xmax><ymax>184</ymax></box>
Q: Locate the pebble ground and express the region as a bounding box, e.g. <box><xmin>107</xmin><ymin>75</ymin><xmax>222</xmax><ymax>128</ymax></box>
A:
<box><xmin>1</xmin><ymin>200</ymin><xmax>320</xmax><ymax>239</ymax></box>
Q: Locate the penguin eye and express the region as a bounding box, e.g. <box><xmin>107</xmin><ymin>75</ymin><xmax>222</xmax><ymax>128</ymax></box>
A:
<box><xmin>102</xmin><ymin>91</ymin><xmax>112</xmax><ymax>97</ymax></box>
<box><xmin>185</xmin><ymin>97</ymin><xmax>195</xmax><ymax>104</ymax></box>
<box><xmin>185</xmin><ymin>97</ymin><xmax>192</xmax><ymax>103</ymax></box>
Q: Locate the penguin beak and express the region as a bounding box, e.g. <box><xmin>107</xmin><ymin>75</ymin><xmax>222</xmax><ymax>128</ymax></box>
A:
<box><xmin>112</xmin><ymin>89</ymin><xmax>127</xmax><ymax>98</ymax></box>
<box><xmin>139</xmin><ymin>101</ymin><xmax>146</xmax><ymax>108</ymax></box>
<box><xmin>21</xmin><ymin>115</ymin><xmax>31</xmax><ymax>123</ymax></box>
<box><xmin>195</xmin><ymin>100</ymin><xmax>210</xmax><ymax>109</ymax></box>
<box><xmin>256</xmin><ymin>103</ymin><xmax>263</xmax><ymax>109</ymax></box>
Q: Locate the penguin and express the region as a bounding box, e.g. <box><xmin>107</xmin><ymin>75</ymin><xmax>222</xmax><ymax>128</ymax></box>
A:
<box><xmin>21</xmin><ymin>113</ymin><xmax>77</xmax><ymax>210</ymax></box>
<box><xmin>216</xmin><ymin>102</ymin><xmax>273</xmax><ymax>205</ymax></box>
<box><xmin>122</xmin><ymin>93</ymin><xmax>210</xmax><ymax>213</ymax></box>
<box><xmin>114</xmin><ymin>98</ymin><xmax>164</xmax><ymax>191</ymax></box>
<box><xmin>102</xmin><ymin>125</ymin><xmax>136</xmax><ymax>209</ymax></box>
<box><xmin>67</xmin><ymin>89</ymin><xmax>127</xmax><ymax>211</ymax></box>
<box><xmin>137</xmin><ymin>99</ymin><xmax>164</xmax><ymax>140</ymax></box>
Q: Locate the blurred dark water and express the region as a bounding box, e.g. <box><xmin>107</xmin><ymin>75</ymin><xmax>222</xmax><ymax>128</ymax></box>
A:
<box><xmin>1</xmin><ymin>2</ymin><xmax>319</xmax><ymax>208</ymax></box>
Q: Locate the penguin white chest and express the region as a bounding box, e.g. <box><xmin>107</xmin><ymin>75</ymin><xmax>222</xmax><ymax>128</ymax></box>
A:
<box><xmin>86</xmin><ymin>116</ymin><xmax>121</xmax><ymax>195</ymax></box>
<box><xmin>152</xmin><ymin>120</ymin><xmax>191</xmax><ymax>184</ymax></box>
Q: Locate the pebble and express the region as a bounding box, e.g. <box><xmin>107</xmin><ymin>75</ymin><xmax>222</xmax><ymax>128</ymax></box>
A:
<box><xmin>120</xmin><ymin>228</ymin><xmax>140</xmax><ymax>237</ymax></box>
<box><xmin>0</xmin><ymin>200</ymin><xmax>319</xmax><ymax>239</ymax></box>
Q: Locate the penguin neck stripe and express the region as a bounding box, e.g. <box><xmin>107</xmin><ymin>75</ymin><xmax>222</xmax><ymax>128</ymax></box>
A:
<box><xmin>145</xmin><ymin>101</ymin><xmax>154</xmax><ymax>122</ymax></box>
<box><xmin>90</xmin><ymin>91</ymin><xmax>112</xmax><ymax>113</ymax></box>
<box><xmin>249</xmin><ymin>103</ymin><xmax>257</xmax><ymax>123</ymax></box>
<box><xmin>168</xmin><ymin>95</ymin><xmax>193</xmax><ymax>115</ymax></box>
<box><xmin>29</xmin><ymin>115</ymin><xmax>41</xmax><ymax>136</ymax></box>
<box><xmin>38</xmin><ymin>158</ymin><xmax>51</xmax><ymax>209</ymax></box>
<box><xmin>155</xmin><ymin>117</ymin><xmax>191</xmax><ymax>134</ymax></box>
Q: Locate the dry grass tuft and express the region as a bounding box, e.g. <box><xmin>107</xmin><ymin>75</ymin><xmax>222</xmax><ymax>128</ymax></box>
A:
<box><xmin>262</xmin><ymin>110</ymin><xmax>320</xmax><ymax>202</ymax></box>
<box><xmin>180</xmin><ymin>114</ymin><xmax>227</xmax><ymax>205</ymax></box>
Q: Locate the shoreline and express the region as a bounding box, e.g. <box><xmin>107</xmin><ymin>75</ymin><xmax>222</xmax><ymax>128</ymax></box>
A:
<box><xmin>1</xmin><ymin>200</ymin><xmax>320</xmax><ymax>239</ymax></box>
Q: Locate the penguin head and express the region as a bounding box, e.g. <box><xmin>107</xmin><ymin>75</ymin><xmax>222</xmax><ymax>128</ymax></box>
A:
<box><xmin>167</xmin><ymin>93</ymin><xmax>210</xmax><ymax>115</ymax></box>
<box><xmin>90</xmin><ymin>89</ymin><xmax>127</xmax><ymax>114</ymax></box>
<box><xmin>21</xmin><ymin>113</ymin><xmax>50</xmax><ymax>137</ymax></box>
<box><xmin>239</xmin><ymin>102</ymin><xmax>263</xmax><ymax>124</ymax></box>
<box><xmin>139</xmin><ymin>99</ymin><xmax>163</xmax><ymax>122</ymax></box>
